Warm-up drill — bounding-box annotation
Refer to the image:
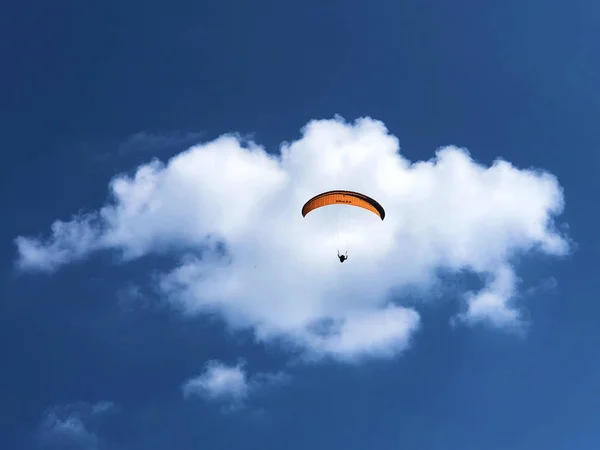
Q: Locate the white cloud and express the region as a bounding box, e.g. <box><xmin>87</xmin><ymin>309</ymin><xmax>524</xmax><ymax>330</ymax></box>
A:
<box><xmin>14</xmin><ymin>116</ymin><xmax>569</xmax><ymax>360</ymax></box>
<box><xmin>182</xmin><ymin>360</ymin><xmax>287</xmax><ymax>407</ymax></box>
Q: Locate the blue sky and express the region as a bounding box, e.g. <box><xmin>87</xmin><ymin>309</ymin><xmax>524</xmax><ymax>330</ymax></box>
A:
<box><xmin>2</xmin><ymin>0</ymin><xmax>600</xmax><ymax>449</ymax></box>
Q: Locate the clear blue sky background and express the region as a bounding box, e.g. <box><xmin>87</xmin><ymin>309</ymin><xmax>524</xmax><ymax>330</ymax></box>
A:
<box><xmin>1</xmin><ymin>0</ymin><xmax>599</xmax><ymax>449</ymax></box>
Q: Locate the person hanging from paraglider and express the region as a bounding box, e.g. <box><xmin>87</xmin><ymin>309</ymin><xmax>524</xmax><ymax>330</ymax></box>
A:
<box><xmin>301</xmin><ymin>190</ymin><xmax>386</xmax><ymax>264</ymax></box>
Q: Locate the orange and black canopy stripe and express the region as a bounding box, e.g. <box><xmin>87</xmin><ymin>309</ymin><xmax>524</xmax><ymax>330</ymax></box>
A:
<box><xmin>301</xmin><ymin>190</ymin><xmax>385</xmax><ymax>220</ymax></box>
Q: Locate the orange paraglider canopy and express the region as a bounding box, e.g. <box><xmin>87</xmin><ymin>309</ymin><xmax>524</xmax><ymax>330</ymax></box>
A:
<box><xmin>301</xmin><ymin>190</ymin><xmax>385</xmax><ymax>220</ymax></box>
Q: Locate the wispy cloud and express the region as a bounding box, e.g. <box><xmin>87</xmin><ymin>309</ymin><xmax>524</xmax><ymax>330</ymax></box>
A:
<box><xmin>116</xmin><ymin>131</ymin><xmax>204</xmax><ymax>156</ymax></box>
<box><xmin>84</xmin><ymin>131</ymin><xmax>204</xmax><ymax>163</ymax></box>
<box><xmin>183</xmin><ymin>360</ymin><xmax>288</xmax><ymax>409</ymax></box>
<box><xmin>37</xmin><ymin>401</ymin><xmax>115</xmax><ymax>449</ymax></box>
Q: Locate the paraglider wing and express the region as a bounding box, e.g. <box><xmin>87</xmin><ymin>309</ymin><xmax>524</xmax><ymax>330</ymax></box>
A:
<box><xmin>301</xmin><ymin>190</ymin><xmax>385</xmax><ymax>220</ymax></box>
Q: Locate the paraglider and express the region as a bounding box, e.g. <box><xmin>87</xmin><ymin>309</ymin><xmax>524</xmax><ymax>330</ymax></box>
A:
<box><xmin>301</xmin><ymin>189</ymin><xmax>385</xmax><ymax>220</ymax></box>
<box><xmin>301</xmin><ymin>190</ymin><xmax>385</xmax><ymax>261</ymax></box>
